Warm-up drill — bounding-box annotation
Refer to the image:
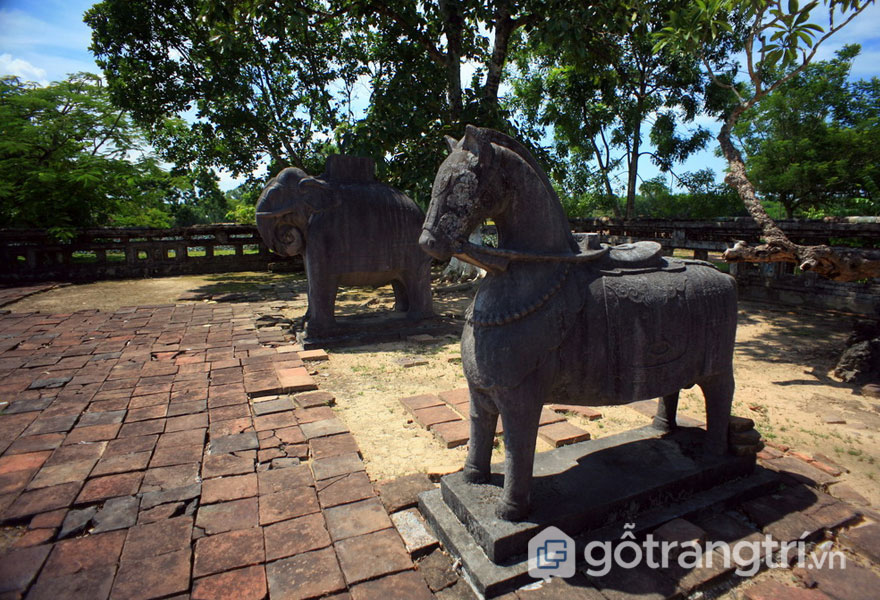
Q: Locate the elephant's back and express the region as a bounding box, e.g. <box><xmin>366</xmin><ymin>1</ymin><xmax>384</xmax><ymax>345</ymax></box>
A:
<box><xmin>309</xmin><ymin>183</ymin><xmax>427</xmax><ymax>273</ymax></box>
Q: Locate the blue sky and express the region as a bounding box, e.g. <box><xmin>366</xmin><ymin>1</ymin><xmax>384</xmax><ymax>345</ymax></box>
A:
<box><xmin>2</xmin><ymin>0</ymin><xmax>879</xmax><ymax>192</ymax></box>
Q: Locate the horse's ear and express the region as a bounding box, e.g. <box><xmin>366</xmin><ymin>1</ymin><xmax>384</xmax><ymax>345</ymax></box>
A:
<box><xmin>444</xmin><ymin>135</ymin><xmax>458</xmax><ymax>153</ymax></box>
<box><xmin>461</xmin><ymin>124</ymin><xmax>486</xmax><ymax>156</ymax></box>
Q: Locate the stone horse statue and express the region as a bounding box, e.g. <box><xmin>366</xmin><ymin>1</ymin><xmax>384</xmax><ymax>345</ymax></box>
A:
<box><xmin>420</xmin><ymin>126</ymin><xmax>738</xmax><ymax>521</ymax></box>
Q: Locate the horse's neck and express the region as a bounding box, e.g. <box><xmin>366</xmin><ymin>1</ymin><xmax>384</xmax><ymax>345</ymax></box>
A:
<box><xmin>491</xmin><ymin>146</ymin><xmax>574</xmax><ymax>254</ymax></box>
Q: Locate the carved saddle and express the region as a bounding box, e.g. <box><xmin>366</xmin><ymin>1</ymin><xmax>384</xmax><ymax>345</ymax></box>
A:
<box><xmin>573</xmin><ymin>233</ymin><xmax>671</xmax><ymax>273</ymax></box>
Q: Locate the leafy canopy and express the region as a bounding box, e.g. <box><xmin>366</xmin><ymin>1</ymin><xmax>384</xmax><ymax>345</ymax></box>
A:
<box><xmin>735</xmin><ymin>45</ymin><xmax>880</xmax><ymax>217</ymax></box>
<box><xmin>0</xmin><ymin>73</ymin><xmax>228</xmax><ymax>234</ymax></box>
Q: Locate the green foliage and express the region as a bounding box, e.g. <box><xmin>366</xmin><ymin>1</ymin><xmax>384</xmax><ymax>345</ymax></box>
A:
<box><xmin>636</xmin><ymin>169</ymin><xmax>746</xmax><ymax>218</ymax></box>
<box><xmin>0</xmin><ymin>73</ymin><xmax>170</xmax><ymax>233</ymax></box>
<box><xmin>509</xmin><ymin>0</ymin><xmax>730</xmax><ymax>218</ymax></box>
<box><xmin>224</xmin><ymin>181</ymin><xmax>262</xmax><ymax>225</ymax></box>
<box><xmin>86</xmin><ymin>0</ymin><xmax>359</xmax><ymax>179</ymax></box>
<box><xmin>0</xmin><ymin>74</ymin><xmax>232</xmax><ymax>233</ymax></box>
<box><xmin>735</xmin><ymin>46</ymin><xmax>880</xmax><ymax>217</ymax></box>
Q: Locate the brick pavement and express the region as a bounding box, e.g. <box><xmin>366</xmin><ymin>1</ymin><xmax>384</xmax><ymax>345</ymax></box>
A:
<box><xmin>2</xmin><ymin>300</ymin><xmax>879</xmax><ymax>600</ymax></box>
<box><xmin>0</xmin><ymin>303</ymin><xmax>433</xmax><ymax>599</ymax></box>
<box><xmin>400</xmin><ymin>389</ymin><xmax>593</xmax><ymax>449</ymax></box>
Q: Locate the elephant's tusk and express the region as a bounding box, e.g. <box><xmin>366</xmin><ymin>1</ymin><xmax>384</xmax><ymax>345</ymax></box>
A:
<box><xmin>256</xmin><ymin>207</ymin><xmax>296</xmax><ymax>218</ymax></box>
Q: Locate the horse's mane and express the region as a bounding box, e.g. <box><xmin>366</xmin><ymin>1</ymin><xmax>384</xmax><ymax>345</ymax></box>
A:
<box><xmin>473</xmin><ymin>127</ymin><xmax>558</xmax><ymax>202</ymax></box>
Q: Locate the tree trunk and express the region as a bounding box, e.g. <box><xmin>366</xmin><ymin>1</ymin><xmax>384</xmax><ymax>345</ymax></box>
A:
<box><xmin>590</xmin><ymin>137</ymin><xmax>622</xmax><ymax>218</ymax></box>
<box><xmin>718</xmin><ymin>108</ymin><xmax>880</xmax><ymax>281</ymax></box>
<box><xmin>482</xmin><ymin>2</ymin><xmax>515</xmax><ymax>116</ymax></box>
<box><xmin>440</xmin><ymin>0</ymin><xmax>463</xmax><ymax>123</ymax></box>
<box><xmin>625</xmin><ymin>119</ymin><xmax>640</xmax><ymax>219</ymax></box>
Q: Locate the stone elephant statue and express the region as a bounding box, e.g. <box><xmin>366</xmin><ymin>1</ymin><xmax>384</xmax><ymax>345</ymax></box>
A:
<box><xmin>256</xmin><ymin>155</ymin><xmax>433</xmax><ymax>336</ymax></box>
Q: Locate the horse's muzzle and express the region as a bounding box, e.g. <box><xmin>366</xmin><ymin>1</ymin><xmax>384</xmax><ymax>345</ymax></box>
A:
<box><xmin>419</xmin><ymin>228</ymin><xmax>453</xmax><ymax>261</ymax></box>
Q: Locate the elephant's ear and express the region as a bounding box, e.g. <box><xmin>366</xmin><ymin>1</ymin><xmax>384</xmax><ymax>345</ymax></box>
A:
<box><xmin>299</xmin><ymin>177</ymin><xmax>340</xmax><ymax>212</ymax></box>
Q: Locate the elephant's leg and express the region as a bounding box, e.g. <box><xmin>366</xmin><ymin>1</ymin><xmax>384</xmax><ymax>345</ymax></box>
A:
<box><xmin>304</xmin><ymin>268</ymin><xmax>338</xmax><ymax>335</ymax></box>
<box><xmin>391</xmin><ymin>280</ymin><xmax>409</xmax><ymax>313</ymax></box>
<box><xmin>463</xmin><ymin>386</ymin><xmax>498</xmax><ymax>484</ymax></box>
<box><xmin>652</xmin><ymin>392</ymin><xmax>680</xmax><ymax>432</ymax></box>
<box><xmin>497</xmin><ymin>391</ymin><xmax>544</xmax><ymax>521</ymax></box>
<box><xmin>402</xmin><ymin>261</ymin><xmax>434</xmax><ymax>319</ymax></box>
<box><xmin>698</xmin><ymin>368</ymin><xmax>734</xmax><ymax>455</ymax></box>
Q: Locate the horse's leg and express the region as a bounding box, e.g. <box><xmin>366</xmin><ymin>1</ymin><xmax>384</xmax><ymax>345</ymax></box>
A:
<box><xmin>653</xmin><ymin>392</ymin><xmax>680</xmax><ymax>432</ymax></box>
<box><xmin>497</xmin><ymin>387</ymin><xmax>544</xmax><ymax>521</ymax></box>
<box><xmin>698</xmin><ymin>368</ymin><xmax>734</xmax><ymax>455</ymax></box>
<box><xmin>463</xmin><ymin>386</ymin><xmax>498</xmax><ymax>484</ymax></box>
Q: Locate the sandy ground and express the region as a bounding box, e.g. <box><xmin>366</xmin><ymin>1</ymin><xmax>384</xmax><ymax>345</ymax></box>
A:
<box><xmin>6</xmin><ymin>273</ymin><xmax>879</xmax><ymax>505</ymax></box>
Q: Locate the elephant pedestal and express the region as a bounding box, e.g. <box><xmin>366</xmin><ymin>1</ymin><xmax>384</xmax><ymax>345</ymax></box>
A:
<box><xmin>419</xmin><ymin>424</ymin><xmax>770</xmax><ymax>598</ymax></box>
<box><xmin>294</xmin><ymin>311</ymin><xmax>461</xmax><ymax>350</ymax></box>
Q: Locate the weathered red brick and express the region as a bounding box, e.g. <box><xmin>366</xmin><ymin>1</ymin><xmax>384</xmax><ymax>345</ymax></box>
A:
<box><xmin>110</xmin><ymin>547</ymin><xmax>191</xmax><ymax>600</ymax></box>
<box><xmin>317</xmin><ymin>472</ymin><xmax>376</xmax><ymax>509</ymax></box>
<box><xmin>202</xmin><ymin>453</ymin><xmax>254</xmax><ymax>479</ymax></box>
<box><xmin>77</xmin><ymin>471</ymin><xmax>143</xmax><ymax>503</ymax></box>
<box><xmin>192</xmin><ymin>565</ymin><xmax>267</xmax><ymax>600</ymax></box>
<box><xmin>121</xmin><ymin>515</ymin><xmax>193</xmax><ymax>560</ymax></box>
<box><xmin>266</xmin><ymin>547</ymin><xmax>345</xmax><ymax>600</ymax></box>
<box><xmin>42</xmin><ymin>529</ymin><xmax>126</xmax><ymax>577</ymax></box>
<box><xmin>350</xmin><ymin>570</ymin><xmax>433</xmax><ymax>600</ymax></box>
<box><xmin>324</xmin><ymin>498</ymin><xmax>392</xmax><ymax>541</ymax></box>
<box><xmin>201</xmin><ymin>473</ymin><xmax>258</xmax><ymax>504</ymax></box>
<box><xmin>196</xmin><ymin>497</ymin><xmax>259</xmax><ymax>535</ymax></box>
<box><xmin>0</xmin><ymin>543</ymin><xmax>52</xmax><ymax>594</ymax></box>
<box><xmin>6</xmin><ymin>482</ymin><xmax>81</xmax><ymax>519</ymax></box>
<box><xmin>335</xmin><ymin>528</ymin><xmax>413</xmax><ymax>584</ymax></box>
<box><xmin>193</xmin><ymin>527</ymin><xmax>264</xmax><ymax>577</ymax></box>
<box><xmin>257</xmin><ymin>464</ymin><xmax>313</xmax><ymax>494</ymax></box>
<box><xmin>264</xmin><ymin>512</ymin><xmax>331</xmax><ymax>561</ymax></box>
<box><xmin>537</xmin><ymin>421</ymin><xmax>590</xmax><ymax>447</ymax></box>
<box><xmin>259</xmin><ymin>485</ymin><xmax>320</xmax><ymax>525</ymax></box>
<box><xmin>0</xmin><ymin>451</ymin><xmax>51</xmax><ymax>475</ymax></box>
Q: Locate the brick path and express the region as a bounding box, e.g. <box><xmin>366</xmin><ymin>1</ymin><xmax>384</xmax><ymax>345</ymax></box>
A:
<box><xmin>0</xmin><ymin>283</ymin><xmax>67</xmax><ymax>308</ymax></box>
<box><xmin>0</xmin><ymin>303</ymin><xmax>435</xmax><ymax>599</ymax></box>
<box><xmin>1</xmin><ymin>299</ymin><xmax>879</xmax><ymax>600</ymax></box>
<box><xmin>400</xmin><ymin>389</ymin><xmax>596</xmax><ymax>449</ymax></box>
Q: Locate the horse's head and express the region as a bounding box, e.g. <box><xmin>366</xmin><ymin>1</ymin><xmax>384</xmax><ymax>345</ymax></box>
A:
<box><xmin>420</xmin><ymin>125</ymin><xmax>497</xmax><ymax>262</ymax></box>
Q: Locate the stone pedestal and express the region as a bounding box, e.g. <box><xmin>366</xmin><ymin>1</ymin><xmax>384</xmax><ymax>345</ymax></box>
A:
<box><xmin>420</xmin><ymin>425</ymin><xmax>773</xmax><ymax>597</ymax></box>
<box><xmin>296</xmin><ymin>313</ymin><xmax>461</xmax><ymax>350</ymax></box>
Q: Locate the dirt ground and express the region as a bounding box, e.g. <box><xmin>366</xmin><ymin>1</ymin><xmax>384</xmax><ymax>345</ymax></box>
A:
<box><xmin>6</xmin><ymin>272</ymin><xmax>879</xmax><ymax>505</ymax></box>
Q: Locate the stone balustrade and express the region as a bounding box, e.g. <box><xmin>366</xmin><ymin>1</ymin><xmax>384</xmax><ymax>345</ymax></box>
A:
<box><xmin>0</xmin><ymin>224</ymin><xmax>301</xmax><ymax>283</ymax></box>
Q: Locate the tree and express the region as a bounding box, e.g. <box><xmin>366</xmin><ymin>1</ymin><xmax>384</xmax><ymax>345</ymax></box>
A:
<box><xmin>0</xmin><ymin>73</ymin><xmax>234</xmax><ymax>233</ymax></box>
<box><xmin>0</xmin><ymin>73</ymin><xmax>173</xmax><ymax>234</ymax></box>
<box><xmin>735</xmin><ymin>45</ymin><xmax>880</xmax><ymax>218</ymax></box>
<box><xmin>86</xmin><ymin>0</ymin><xmax>552</xmax><ymax>202</ymax></box>
<box><xmin>656</xmin><ymin>0</ymin><xmax>880</xmax><ymax>281</ymax></box>
<box><xmin>637</xmin><ymin>169</ymin><xmax>746</xmax><ymax>218</ymax></box>
<box><xmin>86</xmin><ymin>0</ymin><xmax>358</xmax><ymax>178</ymax></box>
<box><xmin>510</xmin><ymin>0</ymin><xmax>726</xmax><ymax>218</ymax></box>
<box><xmin>224</xmin><ymin>181</ymin><xmax>262</xmax><ymax>225</ymax></box>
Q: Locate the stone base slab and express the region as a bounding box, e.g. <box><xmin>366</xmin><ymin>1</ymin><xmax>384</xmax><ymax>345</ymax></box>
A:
<box><xmin>296</xmin><ymin>314</ymin><xmax>461</xmax><ymax>350</ymax></box>
<box><xmin>440</xmin><ymin>426</ymin><xmax>757</xmax><ymax>564</ymax></box>
<box><xmin>420</xmin><ymin>464</ymin><xmax>779</xmax><ymax>598</ymax></box>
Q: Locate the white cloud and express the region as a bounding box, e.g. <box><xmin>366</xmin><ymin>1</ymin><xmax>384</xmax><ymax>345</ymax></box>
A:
<box><xmin>0</xmin><ymin>7</ymin><xmax>100</xmax><ymax>83</ymax></box>
<box><xmin>0</xmin><ymin>8</ymin><xmax>92</xmax><ymax>54</ymax></box>
<box><xmin>0</xmin><ymin>53</ymin><xmax>48</xmax><ymax>85</ymax></box>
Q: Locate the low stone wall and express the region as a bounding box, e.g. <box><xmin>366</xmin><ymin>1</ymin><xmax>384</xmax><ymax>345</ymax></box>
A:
<box><xmin>3</xmin><ymin>219</ymin><xmax>878</xmax><ymax>316</ymax></box>
<box><xmin>570</xmin><ymin>216</ymin><xmax>880</xmax><ymax>252</ymax></box>
<box><xmin>0</xmin><ymin>224</ymin><xmax>303</xmax><ymax>283</ymax></box>
<box><xmin>564</xmin><ymin>219</ymin><xmax>880</xmax><ymax>318</ymax></box>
